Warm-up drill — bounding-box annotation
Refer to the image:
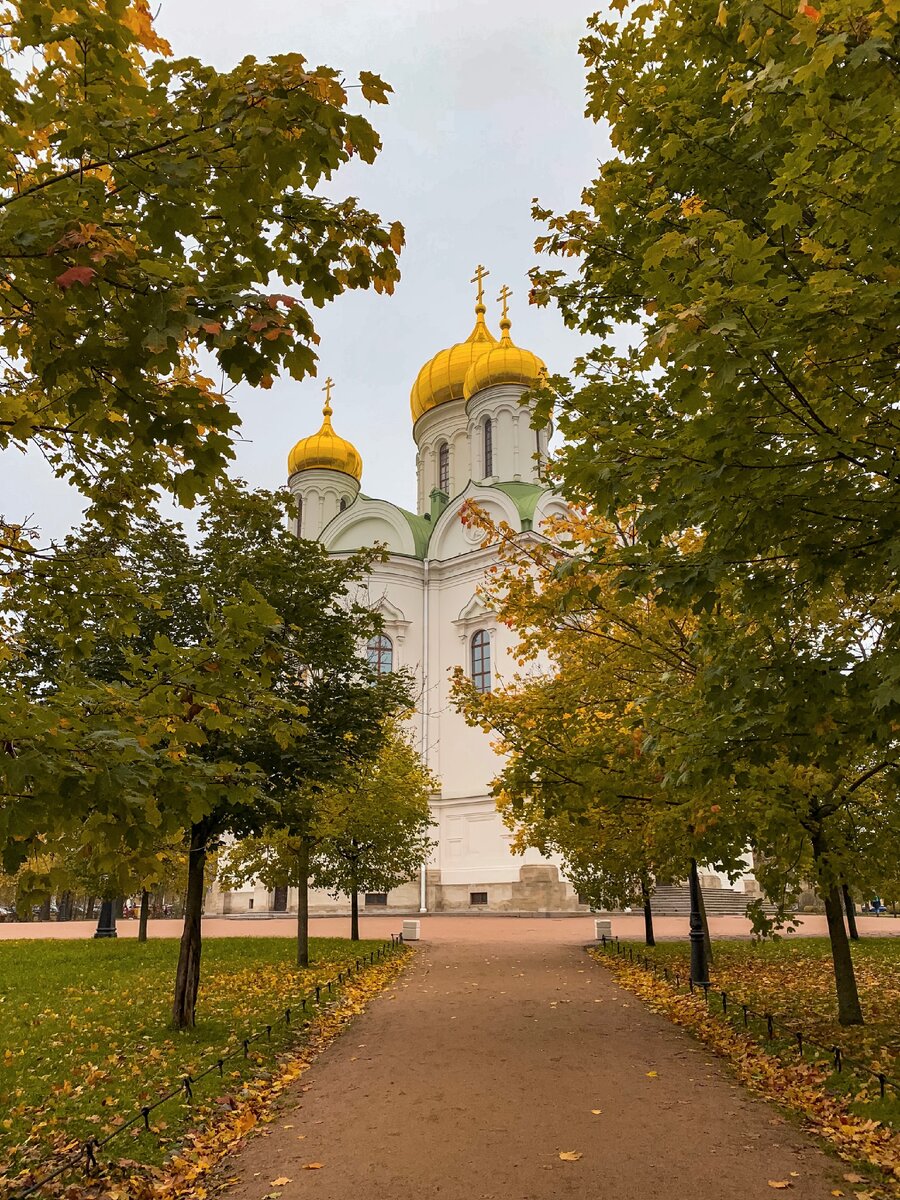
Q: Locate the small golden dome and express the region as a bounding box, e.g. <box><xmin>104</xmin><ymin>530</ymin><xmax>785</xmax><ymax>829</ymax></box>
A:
<box><xmin>463</xmin><ymin>286</ymin><xmax>545</xmax><ymax>401</ymax></box>
<box><xmin>287</xmin><ymin>380</ymin><xmax>362</xmax><ymax>481</ymax></box>
<box><xmin>410</xmin><ymin>265</ymin><xmax>498</xmax><ymax>425</ymax></box>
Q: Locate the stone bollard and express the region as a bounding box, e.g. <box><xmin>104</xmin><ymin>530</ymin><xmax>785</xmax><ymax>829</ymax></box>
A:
<box><xmin>595</xmin><ymin>918</ymin><xmax>612</xmax><ymax>940</ymax></box>
<box><xmin>402</xmin><ymin>919</ymin><xmax>420</xmax><ymax>941</ymax></box>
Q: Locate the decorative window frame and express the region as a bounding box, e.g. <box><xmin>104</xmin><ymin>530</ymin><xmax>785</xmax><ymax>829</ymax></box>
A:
<box><xmin>371</xmin><ymin>594</ymin><xmax>411</xmax><ymax>666</ymax></box>
<box><xmin>453</xmin><ymin>594</ymin><xmax>495</xmax><ymax>645</ymax></box>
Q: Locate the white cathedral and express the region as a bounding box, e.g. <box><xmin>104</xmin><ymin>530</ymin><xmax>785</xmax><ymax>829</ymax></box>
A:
<box><xmin>213</xmin><ymin>271</ymin><xmax>586</xmax><ymax>916</ymax></box>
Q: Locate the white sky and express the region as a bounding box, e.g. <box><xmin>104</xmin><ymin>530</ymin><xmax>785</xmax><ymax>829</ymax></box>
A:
<box><xmin>0</xmin><ymin>0</ymin><xmax>609</xmax><ymax>539</ymax></box>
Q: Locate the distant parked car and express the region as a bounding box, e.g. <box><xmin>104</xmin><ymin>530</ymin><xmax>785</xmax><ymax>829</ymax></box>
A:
<box><xmin>0</xmin><ymin>905</ymin><xmax>17</xmax><ymax>922</ymax></box>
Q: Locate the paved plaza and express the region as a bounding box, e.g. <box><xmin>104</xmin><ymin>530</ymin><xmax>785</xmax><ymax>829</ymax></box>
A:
<box><xmin>2</xmin><ymin>911</ymin><xmax>897</xmax><ymax>941</ymax></box>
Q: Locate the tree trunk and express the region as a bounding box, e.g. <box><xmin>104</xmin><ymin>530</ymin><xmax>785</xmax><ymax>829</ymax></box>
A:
<box><xmin>696</xmin><ymin>879</ymin><xmax>714</xmax><ymax>965</ymax></box>
<box><xmin>810</xmin><ymin>827</ymin><xmax>863</xmax><ymax>1025</ymax></box>
<box><xmin>824</xmin><ymin>883</ymin><xmax>864</xmax><ymax>1024</ymax></box>
<box><xmin>56</xmin><ymin>891</ymin><xmax>69</xmax><ymax>921</ymax></box>
<box><xmin>86</xmin><ymin>895</ymin><xmax>96</xmax><ymax>921</ymax></box>
<box><xmin>39</xmin><ymin>897</ymin><xmax>51</xmax><ymax>922</ymax></box>
<box><xmin>349</xmin><ymin>858</ymin><xmax>359</xmax><ymax>941</ymax></box>
<box><xmin>296</xmin><ymin>838</ymin><xmax>310</xmax><ymax>968</ymax></box>
<box><xmin>640</xmin><ymin>873</ymin><xmax>655</xmax><ymax>947</ymax></box>
<box><xmin>842</xmin><ymin>884</ymin><xmax>860</xmax><ymax>940</ymax></box>
<box><xmin>172</xmin><ymin>823</ymin><xmax>208</xmax><ymax>1030</ymax></box>
<box><xmin>138</xmin><ymin>889</ymin><xmax>150</xmax><ymax>943</ymax></box>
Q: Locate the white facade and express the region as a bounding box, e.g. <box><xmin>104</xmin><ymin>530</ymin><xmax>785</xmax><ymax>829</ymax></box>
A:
<box><xmin>210</xmin><ymin>299</ymin><xmax>757</xmax><ymax>917</ymax></box>
<box><xmin>225</xmin><ymin>321</ymin><xmax>582</xmax><ymax>915</ymax></box>
<box><xmin>288</xmin><ymin>390</ymin><xmax>581</xmax><ymax>914</ymax></box>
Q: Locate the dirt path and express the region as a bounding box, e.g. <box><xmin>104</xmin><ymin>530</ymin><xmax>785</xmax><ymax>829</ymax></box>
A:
<box><xmin>218</xmin><ymin>938</ymin><xmax>848</xmax><ymax>1200</ymax></box>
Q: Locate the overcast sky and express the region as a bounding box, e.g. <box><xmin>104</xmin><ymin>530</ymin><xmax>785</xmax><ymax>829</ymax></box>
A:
<box><xmin>0</xmin><ymin>0</ymin><xmax>609</xmax><ymax>540</ymax></box>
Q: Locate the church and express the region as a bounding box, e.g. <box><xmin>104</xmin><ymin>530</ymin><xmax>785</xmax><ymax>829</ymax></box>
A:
<box><xmin>213</xmin><ymin>270</ymin><xmax>585</xmax><ymax>916</ymax></box>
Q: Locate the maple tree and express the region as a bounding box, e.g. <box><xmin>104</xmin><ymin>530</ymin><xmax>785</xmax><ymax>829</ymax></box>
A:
<box><xmin>528</xmin><ymin>0</ymin><xmax>900</xmax><ymax>1024</ymax></box>
<box><xmin>313</xmin><ymin>721</ymin><xmax>435</xmax><ymax>940</ymax></box>
<box><xmin>532</xmin><ymin>0</ymin><xmax>899</xmax><ymax>609</ymax></box>
<box><xmin>224</xmin><ymin>721</ymin><xmax>433</xmax><ymax>947</ymax></box>
<box><xmin>0</xmin><ymin>0</ymin><xmax>402</xmax><ymax>562</ymax></box>
<box><xmin>453</xmin><ymin>506</ymin><xmax>900</xmax><ymax>1020</ymax></box>
<box><xmin>1</xmin><ymin>483</ymin><xmax>402</xmax><ymax>1026</ymax></box>
<box><xmin>451</xmin><ymin>506</ymin><xmax>745</xmax><ymax>945</ymax></box>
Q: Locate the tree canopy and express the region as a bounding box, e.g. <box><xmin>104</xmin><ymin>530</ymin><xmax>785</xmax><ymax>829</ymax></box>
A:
<box><xmin>524</xmin><ymin>0</ymin><xmax>900</xmax><ymax>1024</ymax></box>
<box><xmin>0</xmin><ymin>0</ymin><xmax>402</xmax><ymax>550</ymax></box>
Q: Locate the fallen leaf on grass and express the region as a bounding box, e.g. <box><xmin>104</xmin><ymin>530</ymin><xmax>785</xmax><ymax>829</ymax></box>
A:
<box><xmin>270</xmin><ymin>1178</ymin><xmax>292</xmax><ymax>1187</ymax></box>
<box><xmin>646</xmin><ymin>1070</ymin><xmax>658</xmax><ymax>1078</ymax></box>
<box><xmin>559</xmin><ymin>1151</ymin><xmax>583</xmax><ymax>1161</ymax></box>
<box><xmin>842</xmin><ymin>1176</ymin><xmax>865</xmax><ymax>1184</ymax></box>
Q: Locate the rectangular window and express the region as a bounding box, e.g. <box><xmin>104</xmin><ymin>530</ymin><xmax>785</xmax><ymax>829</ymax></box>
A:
<box><xmin>484</xmin><ymin>418</ymin><xmax>493</xmax><ymax>478</ymax></box>
<box><xmin>365</xmin><ymin>893</ymin><xmax>388</xmax><ymax>907</ymax></box>
<box><xmin>470</xmin><ymin>891</ymin><xmax>488</xmax><ymax>906</ymax></box>
<box><xmin>438</xmin><ymin>443</ymin><xmax>450</xmax><ymax>493</ymax></box>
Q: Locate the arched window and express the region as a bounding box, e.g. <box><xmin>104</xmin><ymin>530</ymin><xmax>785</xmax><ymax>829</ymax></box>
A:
<box><xmin>483</xmin><ymin>418</ymin><xmax>493</xmax><ymax>478</ymax></box>
<box><xmin>339</xmin><ymin>496</ymin><xmax>348</xmax><ymax>512</ymax></box>
<box><xmin>367</xmin><ymin>633</ymin><xmax>393</xmax><ymax>675</ymax></box>
<box><xmin>471</xmin><ymin>629</ymin><xmax>491</xmax><ymax>694</ymax></box>
<box><xmin>295</xmin><ymin>495</ymin><xmax>303</xmax><ymax>537</ymax></box>
<box><xmin>438</xmin><ymin>442</ymin><xmax>450</xmax><ymax>494</ymax></box>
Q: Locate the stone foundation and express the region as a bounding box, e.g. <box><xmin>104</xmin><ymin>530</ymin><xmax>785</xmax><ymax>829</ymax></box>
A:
<box><xmin>209</xmin><ymin>865</ymin><xmax>587</xmax><ymax>917</ymax></box>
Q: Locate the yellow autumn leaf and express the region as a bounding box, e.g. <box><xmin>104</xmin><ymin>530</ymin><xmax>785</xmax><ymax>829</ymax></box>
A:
<box><xmin>680</xmin><ymin>195</ymin><xmax>706</xmax><ymax>218</ymax></box>
<box><xmin>559</xmin><ymin>1151</ymin><xmax>582</xmax><ymax>1161</ymax></box>
<box><xmin>590</xmin><ymin>1109</ymin><xmax>602</xmax><ymax>1115</ymax></box>
<box><xmin>302</xmin><ymin>1162</ymin><xmax>324</xmax><ymax>1170</ymax></box>
<box><xmin>645</xmin><ymin>1070</ymin><xmax>658</xmax><ymax>1077</ymax></box>
<box><xmin>270</xmin><ymin>1178</ymin><xmax>292</xmax><ymax>1187</ymax></box>
<box><xmin>767</xmin><ymin>1183</ymin><xmax>792</xmax><ymax>1190</ymax></box>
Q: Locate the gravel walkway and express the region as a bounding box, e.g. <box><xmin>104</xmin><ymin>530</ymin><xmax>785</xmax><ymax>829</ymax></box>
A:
<box><xmin>218</xmin><ymin>936</ymin><xmax>849</xmax><ymax>1200</ymax></box>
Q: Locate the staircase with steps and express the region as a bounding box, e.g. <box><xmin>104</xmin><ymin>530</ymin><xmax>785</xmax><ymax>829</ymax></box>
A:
<box><xmin>646</xmin><ymin>885</ymin><xmax>785</xmax><ymax>916</ymax></box>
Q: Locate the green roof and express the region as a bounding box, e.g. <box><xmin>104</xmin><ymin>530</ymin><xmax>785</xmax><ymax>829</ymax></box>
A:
<box><xmin>398</xmin><ymin>507</ymin><xmax>432</xmax><ymax>559</ymax></box>
<box><xmin>490</xmin><ymin>482</ymin><xmax>547</xmax><ymax>531</ymax></box>
<box><xmin>337</xmin><ymin>482</ymin><xmax>549</xmax><ymax>559</ymax></box>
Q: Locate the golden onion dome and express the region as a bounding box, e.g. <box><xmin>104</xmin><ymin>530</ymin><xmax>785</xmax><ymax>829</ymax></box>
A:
<box><xmin>463</xmin><ymin>287</ymin><xmax>545</xmax><ymax>400</ymax></box>
<box><xmin>410</xmin><ymin>266</ymin><xmax>498</xmax><ymax>424</ymax></box>
<box><xmin>287</xmin><ymin>381</ymin><xmax>362</xmax><ymax>481</ymax></box>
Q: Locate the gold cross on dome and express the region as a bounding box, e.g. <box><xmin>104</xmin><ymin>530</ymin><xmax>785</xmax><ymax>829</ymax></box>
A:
<box><xmin>470</xmin><ymin>264</ymin><xmax>490</xmax><ymax>306</ymax></box>
<box><xmin>322</xmin><ymin>376</ymin><xmax>334</xmax><ymax>413</ymax></box>
<box><xmin>497</xmin><ymin>284</ymin><xmax>512</xmax><ymax>322</ymax></box>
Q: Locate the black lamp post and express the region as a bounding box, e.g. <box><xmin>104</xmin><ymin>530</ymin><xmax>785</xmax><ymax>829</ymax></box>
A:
<box><xmin>689</xmin><ymin>858</ymin><xmax>708</xmax><ymax>987</ymax></box>
<box><xmin>93</xmin><ymin>898</ymin><xmax>117</xmax><ymax>939</ymax></box>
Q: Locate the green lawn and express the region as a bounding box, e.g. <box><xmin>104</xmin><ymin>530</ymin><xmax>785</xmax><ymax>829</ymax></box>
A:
<box><xmin>0</xmin><ymin>936</ymin><xmax>386</xmax><ymax>1177</ymax></box>
<box><xmin>609</xmin><ymin>936</ymin><xmax>900</xmax><ymax>1126</ymax></box>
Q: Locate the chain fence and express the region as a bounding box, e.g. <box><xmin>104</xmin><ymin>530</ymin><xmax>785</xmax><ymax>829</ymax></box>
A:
<box><xmin>596</xmin><ymin>935</ymin><xmax>899</xmax><ymax>1105</ymax></box>
<box><xmin>7</xmin><ymin>934</ymin><xmax>406</xmax><ymax>1200</ymax></box>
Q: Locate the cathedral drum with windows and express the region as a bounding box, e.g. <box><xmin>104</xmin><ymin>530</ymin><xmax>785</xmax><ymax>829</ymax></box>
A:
<box><xmin>214</xmin><ymin>272</ymin><xmax>585</xmax><ymax>916</ymax></box>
